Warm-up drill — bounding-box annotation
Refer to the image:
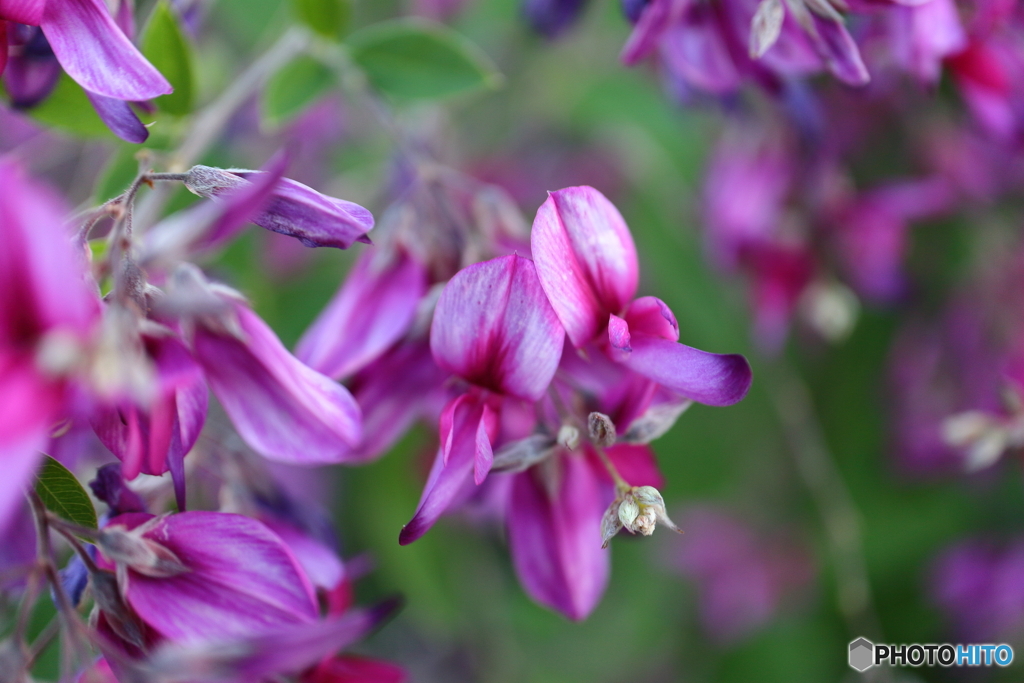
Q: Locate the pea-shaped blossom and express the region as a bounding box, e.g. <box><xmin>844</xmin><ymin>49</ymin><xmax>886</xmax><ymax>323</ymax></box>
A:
<box><xmin>0</xmin><ymin>0</ymin><xmax>172</xmax><ymax>142</ymax></box>
<box><xmin>0</xmin><ymin>158</ymin><xmax>100</xmax><ymax>533</ymax></box>
<box><xmin>399</xmin><ymin>254</ymin><xmax>565</xmax><ymax>545</ymax></box>
<box><xmin>531</xmin><ymin>186</ymin><xmax>752</xmax><ymax>407</ymax></box>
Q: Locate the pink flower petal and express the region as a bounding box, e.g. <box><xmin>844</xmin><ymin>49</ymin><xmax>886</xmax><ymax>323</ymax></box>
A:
<box><xmin>112</xmin><ymin>511</ymin><xmax>319</xmax><ymax>644</ymax></box>
<box><xmin>192</xmin><ymin>304</ymin><xmax>362</xmax><ymax>464</ymax></box>
<box><xmin>297</xmin><ymin>249</ymin><xmax>427</xmax><ymax>380</ymax></box>
<box><xmin>531</xmin><ymin>186</ymin><xmax>638</xmax><ymax>347</ymax></box>
<box><xmin>41</xmin><ymin>0</ymin><xmax>172</xmax><ymax>101</ymax></box>
<box><xmin>85</xmin><ymin>91</ymin><xmax>148</xmax><ymax>143</ymax></box>
<box><xmin>809</xmin><ymin>14</ymin><xmax>869</xmax><ymax>86</ymax></box>
<box><xmin>507</xmin><ymin>453</ymin><xmax>609</xmax><ymax>620</ymax></box>
<box><xmin>430</xmin><ymin>254</ymin><xmax>564</xmax><ymax>401</ymax></box>
<box><xmin>621</xmin><ymin>0</ymin><xmax>681</xmax><ymax>65</ymax></box>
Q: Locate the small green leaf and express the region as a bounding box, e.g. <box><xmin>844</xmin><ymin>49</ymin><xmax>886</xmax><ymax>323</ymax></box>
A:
<box><xmin>292</xmin><ymin>0</ymin><xmax>350</xmax><ymax>39</ymax></box>
<box><xmin>347</xmin><ymin>19</ymin><xmax>502</xmax><ymax>101</ymax></box>
<box><xmin>262</xmin><ymin>55</ymin><xmax>335</xmax><ymax>128</ymax></box>
<box><xmin>141</xmin><ymin>1</ymin><xmax>194</xmax><ymax>115</ymax></box>
<box><xmin>26</xmin><ymin>74</ymin><xmax>112</xmax><ymax>138</ymax></box>
<box><xmin>35</xmin><ymin>455</ymin><xmax>98</xmax><ymax>533</ymax></box>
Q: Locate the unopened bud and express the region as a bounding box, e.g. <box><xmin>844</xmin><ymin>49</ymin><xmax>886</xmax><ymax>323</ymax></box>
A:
<box><xmin>183</xmin><ymin>165</ymin><xmax>248</xmax><ymax>198</ymax></box>
<box><xmin>614</xmin><ymin>486</ymin><xmax>682</xmax><ymax>539</ymax></box>
<box><xmin>588</xmin><ymin>412</ymin><xmax>616</xmax><ymax>447</ymax></box>
<box><xmin>557</xmin><ymin>424</ymin><xmax>580</xmax><ymax>451</ymax></box>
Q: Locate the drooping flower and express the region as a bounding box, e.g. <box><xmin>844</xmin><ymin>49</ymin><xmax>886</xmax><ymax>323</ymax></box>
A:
<box><xmin>399</xmin><ymin>253</ymin><xmax>566</xmax><ymax>544</ymax></box>
<box><xmin>531</xmin><ymin>185</ymin><xmax>752</xmax><ymax>407</ymax></box>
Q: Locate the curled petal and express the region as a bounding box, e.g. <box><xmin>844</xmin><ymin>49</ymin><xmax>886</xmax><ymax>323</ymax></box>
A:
<box><xmin>191</xmin><ymin>304</ymin><xmax>362</xmax><ymax>464</ymax></box>
<box><xmin>86</xmin><ymin>92</ymin><xmax>148</xmax><ymax>143</ymax></box>
<box><xmin>507</xmin><ymin>455</ymin><xmax>609</xmax><ymax>620</ymax></box>
<box><xmin>616</xmin><ymin>332</ymin><xmax>752</xmax><ymax>407</ymax></box>
<box><xmin>531</xmin><ymin>186</ymin><xmax>638</xmax><ymax>347</ymax></box>
<box><xmin>625</xmin><ymin>297</ymin><xmax>679</xmax><ymax>341</ymax></box>
<box><xmin>297</xmin><ymin>249</ymin><xmax>427</xmax><ymax>380</ymax></box>
<box><xmin>399</xmin><ymin>395</ymin><xmax>495</xmax><ymax>545</ymax></box>
<box><xmin>42</xmin><ymin>0</ymin><xmax>172</xmax><ymax>101</ymax></box>
<box><xmin>430</xmin><ymin>254</ymin><xmax>564</xmax><ymax>401</ymax></box>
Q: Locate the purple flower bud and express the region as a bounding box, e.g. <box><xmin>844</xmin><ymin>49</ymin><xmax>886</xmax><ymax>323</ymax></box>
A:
<box><xmin>184</xmin><ymin>165</ymin><xmax>374</xmax><ymax>250</ymax></box>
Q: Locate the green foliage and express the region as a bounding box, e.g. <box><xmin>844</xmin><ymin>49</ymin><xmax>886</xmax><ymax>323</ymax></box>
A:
<box><xmin>35</xmin><ymin>455</ymin><xmax>98</xmax><ymax>533</ymax></box>
<box><xmin>142</xmin><ymin>1</ymin><xmax>195</xmax><ymax>115</ymax></box>
<box><xmin>347</xmin><ymin>18</ymin><xmax>502</xmax><ymax>101</ymax></box>
<box><xmin>292</xmin><ymin>0</ymin><xmax>351</xmax><ymax>39</ymax></box>
<box><xmin>263</xmin><ymin>55</ymin><xmax>335</xmax><ymax>127</ymax></box>
<box><xmin>26</xmin><ymin>74</ymin><xmax>112</xmax><ymax>138</ymax></box>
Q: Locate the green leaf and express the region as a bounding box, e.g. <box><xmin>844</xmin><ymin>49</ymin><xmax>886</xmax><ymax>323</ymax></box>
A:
<box><xmin>292</xmin><ymin>0</ymin><xmax>350</xmax><ymax>39</ymax></box>
<box><xmin>141</xmin><ymin>1</ymin><xmax>194</xmax><ymax>115</ymax></box>
<box><xmin>35</xmin><ymin>455</ymin><xmax>98</xmax><ymax>533</ymax></box>
<box><xmin>25</xmin><ymin>74</ymin><xmax>112</xmax><ymax>138</ymax></box>
<box><xmin>347</xmin><ymin>19</ymin><xmax>502</xmax><ymax>101</ymax></box>
<box><xmin>262</xmin><ymin>55</ymin><xmax>335</xmax><ymax>128</ymax></box>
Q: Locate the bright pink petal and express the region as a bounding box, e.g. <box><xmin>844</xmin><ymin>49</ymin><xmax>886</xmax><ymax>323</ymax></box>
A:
<box><xmin>41</xmin><ymin>0</ymin><xmax>172</xmax><ymax>101</ymax></box>
<box><xmin>507</xmin><ymin>453</ymin><xmax>609</xmax><ymax>620</ymax></box>
<box><xmin>809</xmin><ymin>14</ymin><xmax>869</xmax><ymax>86</ymax></box>
<box><xmin>615</xmin><ymin>332</ymin><xmax>752</xmax><ymax>406</ymax></box>
<box><xmin>0</xmin><ymin>0</ymin><xmax>44</xmax><ymax>25</ymax></box>
<box><xmin>114</xmin><ymin>512</ymin><xmax>319</xmax><ymax>644</ymax></box>
<box><xmin>192</xmin><ymin>304</ymin><xmax>362</xmax><ymax>464</ymax></box>
<box><xmin>531</xmin><ymin>186</ymin><xmax>638</xmax><ymax>347</ymax></box>
<box><xmin>603</xmin><ymin>444</ymin><xmax>664</xmax><ymax>489</ymax></box>
<box><xmin>430</xmin><ymin>254</ymin><xmax>564</xmax><ymax>401</ymax></box>
<box><xmin>297</xmin><ymin>249</ymin><xmax>427</xmax><ymax>380</ymax></box>
<box><xmin>625</xmin><ymin>296</ymin><xmax>679</xmax><ymax>341</ymax></box>
<box><xmin>0</xmin><ymin>22</ymin><xmax>7</xmax><ymax>76</ymax></box>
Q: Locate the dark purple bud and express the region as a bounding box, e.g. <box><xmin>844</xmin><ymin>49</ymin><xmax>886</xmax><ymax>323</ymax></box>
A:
<box><xmin>522</xmin><ymin>0</ymin><xmax>590</xmax><ymax>38</ymax></box>
<box><xmin>621</xmin><ymin>0</ymin><xmax>650</xmax><ymax>24</ymax></box>
<box><xmin>3</xmin><ymin>25</ymin><xmax>60</xmax><ymax>109</ymax></box>
<box><xmin>56</xmin><ymin>547</ymin><xmax>94</xmax><ymax>607</ymax></box>
<box><xmin>90</xmin><ymin>464</ymin><xmax>148</xmax><ymax>516</ymax></box>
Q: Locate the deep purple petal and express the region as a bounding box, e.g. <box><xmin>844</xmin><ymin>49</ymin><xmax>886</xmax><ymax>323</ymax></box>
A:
<box><xmin>809</xmin><ymin>14</ymin><xmax>869</xmax><ymax>86</ymax></box>
<box><xmin>531</xmin><ymin>186</ymin><xmax>638</xmax><ymax>347</ymax></box>
<box><xmin>507</xmin><ymin>454</ymin><xmax>609</xmax><ymax>620</ymax></box>
<box><xmin>85</xmin><ymin>91</ymin><xmax>149</xmax><ymax>143</ymax></box>
<box><xmin>430</xmin><ymin>254</ymin><xmax>565</xmax><ymax>401</ymax></box>
<box><xmin>192</xmin><ymin>304</ymin><xmax>362</xmax><ymax>464</ymax></box>
<box><xmin>616</xmin><ymin>332</ymin><xmax>752</xmax><ymax>406</ymax></box>
<box><xmin>42</xmin><ymin>0</ymin><xmax>172</xmax><ymax>100</ymax></box>
<box><xmin>118</xmin><ymin>511</ymin><xmax>319</xmax><ymax>644</ymax></box>
<box><xmin>3</xmin><ymin>47</ymin><xmax>61</xmax><ymax>108</ymax></box>
<box><xmin>232</xmin><ymin>174</ymin><xmax>375</xmax><ymax>249</ymax></box>
<box><xmin>296</xmin><ymin>249</ymin><xmax>427</xmax><ymax>380</ymax></box>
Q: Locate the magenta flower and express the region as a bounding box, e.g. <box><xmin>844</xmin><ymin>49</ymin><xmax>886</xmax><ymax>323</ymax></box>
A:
<box><xmin>399</xmin><ymin>253</ymin><xmax>565</xmax><ymax>545</ymax></box>
<box><xmin>532</xmin><ymin>186</ymin><xmax>751</xmax><ymax>407</ymax></box>
<box><xmin>0</xmin><ymin>157</ymin><xmax>99</xmax><ymax>533</ymax></box>
<box><xmin>0</xmin><ymin>0</ymin><xmax>172</xmax><ymax>142</ymax></box>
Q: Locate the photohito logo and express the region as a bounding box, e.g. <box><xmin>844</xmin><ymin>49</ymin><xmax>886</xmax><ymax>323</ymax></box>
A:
<box><xmin>849</xmin><ymin>638</ymin><xmax>1014</xmax><ymax>672</ymax></box>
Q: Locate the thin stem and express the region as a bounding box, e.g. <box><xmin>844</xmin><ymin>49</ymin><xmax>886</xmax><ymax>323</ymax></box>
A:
<box><xmin>767</xmin><ymin>363</ymin><xmax>884</xmax><ymax>642</ymax></box>
<box><xmin>593</xmin><ymin>445</ymin><xmax>631</xmax><ymax>494</ymax></box>
<box><xmin>24</xmin><ymin>618</ymin><xmax>60</xmax><ymax>671</ymax></box>
<box><xmin>145</xmin><ymin>172</ymin><xmax>191</xmax><ymax>182</ymax></box>
<box><xmin>50</xmin><ymin>523</ymin><xmax>101</xmax><ymax>574</ymax></box>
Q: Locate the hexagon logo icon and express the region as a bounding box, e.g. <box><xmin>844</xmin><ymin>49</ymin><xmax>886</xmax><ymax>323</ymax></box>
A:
<box><xmin>849</xmin><ymin>637</ymin><xmax>875</xmax><ymax>672</ymax></box>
